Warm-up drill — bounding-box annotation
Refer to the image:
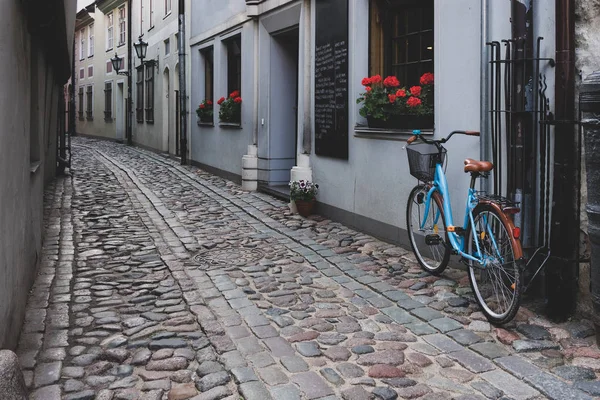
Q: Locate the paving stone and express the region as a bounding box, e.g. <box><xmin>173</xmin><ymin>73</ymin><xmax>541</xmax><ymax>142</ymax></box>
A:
<box><xmin>552</xmin><ymin>365</ymin><xmax>597</xmax><ymax>381</ymax></box>
<box><xmin>564</xmin><ymin>322</ymin><xmax>595</xmax><ymax>339</ymax></box>
<box><xmin>512</xmin><ymin>340</ymin><xmax>560</xmax><ymax>353</ymax></box>
<box><xmin>271</xmin><ymin>384</ymin><xmax>302</xmax><ymax>400</ymax></box>
<box><xmin>197</xmin><ymin>361</ymin><xmax>224</xmax><ymax>377</ymax></box>
<box><xmin>422</xmin><ymin>334</ymin><xmax>463</xmax><ymax>353</ymax></box>
<box><xmin>195</xmin><ymin>371</ymin><xmax>230</xmax><ymax>392</ymax></box>
<box><xmin>64</xmin><ymin>390</ymin><xmax>96</xmax><ymax>400</ymax></box>
<box><xmin>470</xmin><ymin>381</ymin><xmax>503</xmax><ymax>399</ymax></box>
<box><xmin>239</xmin><ymin>381</ymin><xmax>274</xmax><ymax>400</ymax></box>
<box><xmin>168</xmin><ymin>382</ymin><xmax>198</xmax><ymax>400</ymax></box>
<box><xmin>148</xmin><ymin>338</ymin><xmax>187</xmax><ymax>350</ymax></box>
<box><xmin>264</xmin><ymin>337</ymin><xmax>295</xmax><ymax>357</ymax></box>
<box><xmin>368</xmin><ymin>364</ymin><xmax>405</xmax><ymax>378</ymax></box>
<box><xmin>480</xmin><ymin>369</ymin><xmax>539</xmax><ymax>400</ymax></box>
<box><xmin>131</xmin><ymin>348</ymin><xmax>152</xmax><ymax>365</ymax></box>
<box><xmin>574</xmin><ymin>381</ymin><xmax>600</xmax><ymax>397</ymax></box>
<box><xmin>257</xmin><ymin>365</ymin><xmax>289</xmax><ymax>385</ymax></box>
<box><xmin>34</xmin><ymin>361</ymin><xmax>62</xmax><ymax>388</ymax></box>
<box><xmin>448</xmin><ymin>329</ymin><xmax>483</xmax><ymax>346</ymax></box>
<box><xmin>404</xmin><ymin>322</ymin><xmax>438</xmax><ymax>336</ymax></box>
<box><xmin>372</xmin><ymin>387</ymin><xmax>398</xmax><ymax>400</ymax></box>
<box><xmin>320</xmin><ymin>367</ymin><xmax>344</xmax><ymax>386</ymax></box>
<box><xmin>323</xmin><ymin>346</ymin><xmax>352</xmax><ymax>361</ymax></box>
<box><xmin>231</xmin><ymin>367</ymin><xmax>258</xmax><ymax>383</ymax></box>
<box><xmin>469</xmin><ymin>342</ymin><xmax>510</xmax><ymax>359</ymax></box>
<box><xmin>30</xmin><ymin>385</ymin><xmax>61</xmax><ymax>400</ymax></box>
<box><xmin>341</xmin><ymin>386</ymin><xmax>375</xmax><ymax>400</ymax></box>
<box><xmin>146</xmin><ymin>357</ymin><xmax>188</xmax><ymax>371</ymax></box>
<box><xmin>291</xmin><ymin>371</ymin><xmax>335</xmax><ymax>399</ymax></box>
<box><xmin>358</xmin><ymin>350</ymin><xmax>405</xmax><ymax>366</ymax></box>
<box><xmin>429</xmin><ymin>317</ymin><xmax>463</xmax><ymax>333</ymax></box>
<box><xmin>395</xmin><ymin>384</ymin><xmax>432</xmax><ymax>399</ymax></box>
<box><xmin>296</xmin><ymin>341</ymin><xmax>322</xmax><ymax>357</ymax></box>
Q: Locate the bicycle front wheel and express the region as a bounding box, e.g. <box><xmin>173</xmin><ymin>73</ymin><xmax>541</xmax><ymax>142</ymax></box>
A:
<box><xmin>406</xmin><ymin>184</ymin><xmax>451</xmax><ymax>275</ymax></box>
<box><xmin>466</xmin><ymin>204</ymin><xmax>522</xmax><ymax>324</ymax></box>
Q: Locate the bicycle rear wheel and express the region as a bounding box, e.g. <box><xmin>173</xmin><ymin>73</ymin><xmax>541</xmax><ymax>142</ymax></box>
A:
<box><xmin>466</xmin><ymin>204</ymin><xmax>522</xmax><ymax>324</ymax></box>
<box><xmin>406</xmin><ymin>184</ymin><xmax>451</xmax><ymax>275</ymax></box>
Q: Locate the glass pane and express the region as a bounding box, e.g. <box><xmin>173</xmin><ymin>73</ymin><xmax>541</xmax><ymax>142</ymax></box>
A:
<box><xmin>392</xmin><ymin>38</ymin><xmax>405</xmax><ymax>64</ymax></box>
<box><xmin>407</xmin><ymin>35</ymin><xmax>420</xmax><ymax>62</ymax></box>
<box><xmin>406</xmin><ymin>8</ymin><xmax>421</xmax><ymax>34</ymax></box>
<box><xmin>406</xmin><ymin>64</ymin><xmax>419</xmax><ymax>86</ymax></box>
<box><xmin>423</xmin><ymin>31</ymin><xmax>434</xmax><ymax>60</ymax></box>
<box><xmin>422</xmin><ymin>6</ymin><xmax>434</xmax><ymax>31</ymax></box>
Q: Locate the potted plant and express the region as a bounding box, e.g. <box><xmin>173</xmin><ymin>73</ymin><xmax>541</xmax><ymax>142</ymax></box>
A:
<box><xmin>290</xmin><ymin>179</ymin><xmax>319</xmax><ymax>217</ymax></box>
<box><xmin>356</xmin><ymin>72</ymin><xmax>434</xmax><ymax>129</ymax></box>
<box><xmin>196</xmin><ymin>99</ymin><xmax>213</xmax><ymax>124</ymax></box>
<box><xmin>218</xmin><ymin>90</ymin><xmax>242</xmax><ymax>124</ymax></box>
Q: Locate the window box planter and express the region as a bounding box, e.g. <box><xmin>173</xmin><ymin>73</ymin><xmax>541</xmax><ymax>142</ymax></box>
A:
<box><xmin>219</xmin><ymin>121</ymin><xmax>242</xmax><ymax>128</ymax></box>
<box><xmin>367</xmin><ymin>114</ymin><xmax>433</xmax><ymax>130</ymax></box>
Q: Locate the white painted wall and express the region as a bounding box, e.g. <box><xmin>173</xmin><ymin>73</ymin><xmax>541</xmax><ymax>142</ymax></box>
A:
<box><xmin>311</xmin><ymin>0</ymin><xmax>481</xmax><ymax>233</ymax></box>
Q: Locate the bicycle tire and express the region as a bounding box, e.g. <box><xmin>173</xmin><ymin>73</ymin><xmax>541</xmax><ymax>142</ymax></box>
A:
<box><xmin>406</xmin><ymin>184</ymin><xmax>451</xmax><ymax>275</ymax></box>
<box><xmin>466</xmin><ymin>204</ymin><xmax>523</xmax><ymax>324</ymax></box>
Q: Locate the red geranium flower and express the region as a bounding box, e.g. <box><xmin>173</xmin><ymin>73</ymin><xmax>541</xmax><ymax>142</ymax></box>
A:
<box><xmin>370</xmin><ymin>75</ymin><xmax>382</xmax><ymax>84</ymax></box>
<box><xmin>207</xmin><ymin>100</ymin><xmax>213</xmax><ymax>105</ymax></box>
<box><xmin>217</xmin><ymin>97</ymin><xmax>226</xmax><ymax>105</ymax></box>
<box><xmin>396</xmin><ymin>89</ymin><xmax>406</xmax><ymax>97</ymax></box>
<box><xmin>388</xmin><ymin>94</ymin><xmax>397</xmax><ymax>103</ymax></box>
<box><xmin>199</xmin><ymin>104</ymin><xmax>205</xmax><ymax>109</ymax></box>
<box><xmin>234</xmin><ymin>97</ymin><xmax>242</xmax><ymax>104</ymax></box>
<box><xmin>365</xmin><ymin>86</ymin><xmax>372</xmax><ymax>92</ymax></box>
<box><xmin>229</xmin><ymin>90</ymin><xmax>240</xmax><ymax>98</ymax></box>
<box><xmin>420</xmin><ymin>72</ymin><xmax>434</xmax><ymax>85</ymax></box>
<box><xmin>407</xmin><ymin>97</ymin><xmax>422</xmax><ymax>108</ymax></box>
<box><xmin>383</xmin><ymin>76</ymin><xmax>400</xmax><ymax>88</ymax></box>
<box><xmin>361</xmin><ymin>77</ymin><xmax>372</xmax><ymax>86</ymax></box>
<box><xmin>410</xmin><ymin>86</ymin><xmax>422</xmax><ymax>97</ymax></box>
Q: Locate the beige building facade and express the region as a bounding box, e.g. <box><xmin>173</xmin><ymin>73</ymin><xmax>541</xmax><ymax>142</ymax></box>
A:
<box><xmin>75</xmin><ymin>0</ymin><xmax>130</xmax><ymax>142</ymax></box>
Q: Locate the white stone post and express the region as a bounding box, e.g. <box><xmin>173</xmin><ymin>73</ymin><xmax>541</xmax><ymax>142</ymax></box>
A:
<box><xmin>241</xmin><ymin>145</ymin><xmax>258</xmax><ymax>191</ymax></box>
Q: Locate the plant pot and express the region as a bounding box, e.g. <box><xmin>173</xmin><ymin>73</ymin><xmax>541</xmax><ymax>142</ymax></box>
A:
<box><xmin>367</xmin><ymin>114</ymin><xmax>433</xmax><ymax>130</ymax></box>
<box><xmin>294</xmin><ymin>199</ymin><xmax>315</xmax><ymax>217</ymax></box>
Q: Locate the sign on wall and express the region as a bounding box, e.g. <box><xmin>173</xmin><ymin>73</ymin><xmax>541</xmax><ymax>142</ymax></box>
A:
<box><xmin>314</xmin><ymin>0</ymin><xmax>349</xmax><ymax>160</ymax></box>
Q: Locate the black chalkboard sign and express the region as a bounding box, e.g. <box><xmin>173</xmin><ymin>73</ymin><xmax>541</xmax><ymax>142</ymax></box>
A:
<box><xmin>314</xmin><ymin>0</ymin><xmax>348</xmax><ymax>159</ymax></box>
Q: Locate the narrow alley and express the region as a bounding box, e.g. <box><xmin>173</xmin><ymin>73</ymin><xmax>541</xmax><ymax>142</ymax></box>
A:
<box><xmin>16</xmin><ymin>138</ymin><xmax>599</xmax><ymax>400</ymax></box>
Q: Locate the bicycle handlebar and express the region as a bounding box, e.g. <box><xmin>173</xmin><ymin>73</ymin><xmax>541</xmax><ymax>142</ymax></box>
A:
<box><xmin>406</xmin><ymin>130</ymin><xmax>480</xmax><ymax>146</ymax></box>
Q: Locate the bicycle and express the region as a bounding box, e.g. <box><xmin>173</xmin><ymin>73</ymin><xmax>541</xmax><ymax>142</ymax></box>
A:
<box><xmin>405</xmin><ymin>130</ymin><xmax>524</xmax><ymax>324</ymax></box>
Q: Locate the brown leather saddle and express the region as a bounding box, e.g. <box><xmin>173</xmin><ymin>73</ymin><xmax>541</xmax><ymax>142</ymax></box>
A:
<box><xmin>464</xmin><ymin>158</ymin><xmax>494</xmax><ymax>173</ymax></box>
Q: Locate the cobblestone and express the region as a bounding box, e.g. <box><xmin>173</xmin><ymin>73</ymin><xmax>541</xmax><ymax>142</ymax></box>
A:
<box><xmin>14</xmin><ymin>138</ymin><xmax>598</xmax><ymax>400</ymax></box>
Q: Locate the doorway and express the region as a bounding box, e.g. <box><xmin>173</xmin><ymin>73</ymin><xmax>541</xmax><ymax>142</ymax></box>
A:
<box><xmin>265</xmin><ymin>27</ymin><xmax>299</xmax><ymax>195</ymax></box>
<box><xmin>116</xmin><ymin>82</ymin><xmax>125</xmax><ymax>141</ymax></box>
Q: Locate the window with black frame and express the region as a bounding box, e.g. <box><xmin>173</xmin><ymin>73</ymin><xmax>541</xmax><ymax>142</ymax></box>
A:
<box><xmin>104</xmin><ymin>81</ymin><xmax>113</xmax><ymax>121</ymax></box>
<box><xmin>202</xmin><ymin>47</ymin><xmax>214</xmax><ymax>102</ymax></box>
<box><xmin>86</xmin><ymin>85</ymin><xmax>93</xmax><ymax>120</ymax></box>
<box><xmin>145</xmin><ymin>64</ymin><xmax>154</xmax><ymax>123</ymax></box>
<box><xmin>226</xmin><ymin>35</ymin><xmax>241</xmax><ymax>95</ymax></box>
<box><xmin>370</xmin><ymin>0</ymin><xmax>433</xmax><ymax>89</ymax></box>
<box><xmin>78</xmin><ymin>87</ymin><xmax>84</xmax><ymax>120</ymax></box>
<box><xmin>136</xmin><ymin>65</ymin><xmax>144</xmax><ymax>122</ymax></box>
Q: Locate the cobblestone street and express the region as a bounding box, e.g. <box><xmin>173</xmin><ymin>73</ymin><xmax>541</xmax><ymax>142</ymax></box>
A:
<box><xmin>15</xmin><ymin>137</ymin><xmax>600</xmax><ymax>400</ymax></box>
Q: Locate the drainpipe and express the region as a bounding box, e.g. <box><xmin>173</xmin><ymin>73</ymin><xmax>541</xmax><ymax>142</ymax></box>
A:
<box><xmin>480</xmin><ymin>0</ymin><xmax>489</xmax><ymax>190</ymax></box>
<box><xmin>69</xmin><ymin>36</ymin><xmax>76</xmax><ymax>138</ymax></box>
<box><xmin>127</xmin><ymin>0</ymin><xmax>133</xmax><ymax>145</ymax></box>
<box><xmin>301</xmin><ymin>0</ymin><xmax>311</xmax><ymax>154</ymax></box>
<box><xmin>546</xmin><ymin>0</ymin><xmax>578</xmax><ymax>320</ymax></box>
<box><xmin>253</xmin><ymin>18</ymin><xmax>259</xmax><ymax>146</ymax></box>
<box><xmin>178</xmin><ymin>0</ymin><xmax>187</xmax><ymax>164</ymax></box>
<box><xmin>581</xmin><ymin>71</ymin><xmax>600</xmax><ymax>344</ymax></box>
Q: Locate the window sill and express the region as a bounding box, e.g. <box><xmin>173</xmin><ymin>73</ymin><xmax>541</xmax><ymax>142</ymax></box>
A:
<box><xmin>117</xmin><ymin>43</ymin><xmax>126</xmax><ymax>48</ymax></box>
<box><xmin>354</xmin><ymin>125</ymin><xmax>433</xmax><ymax>141</ymax></box>
<box><xmin>163</xmin><ymin>12</ymin><xmax>172</xmax><ymax>20</ymax></box>
<box><xmin>86</xmin><ymin>117</ymin><xmax>94</xmax><ymax>121</ymax></box>
<box><xmin>148</xmin><ymin>26</ymin><xmax>155</xmax><ymax>32</ymax></box>
<box><xmin>197</xmin><ymin>120</ymin><xmax>214</xmax><ymax>127</ymax></box>
<box><xmin>30</xmin><ymin>161</ymin><xmax>41</xmax><ymax>174</ymax></box>
<box><xmin>88</xmin><ymin>55</ymin><xmax>94</xmax><ymax>58</ymax></box>
<box><xmin>219</xmin><ymin>122</ymin><xmax>242</xmax><ymax>129</ymax></box>
<box><xmin>106</xmin><ymin>47</ymin><xmax>113</xmax><ymax>52</ymax></box>
<box><xmin>104</xmin><ymin>117</ymin><xmax>113</xmax><ymax>122</ymax></box>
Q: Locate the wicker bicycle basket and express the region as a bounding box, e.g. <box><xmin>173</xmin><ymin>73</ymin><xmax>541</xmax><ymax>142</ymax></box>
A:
<box><xmin>406</xmin><ymin>143</ymin><xmax>447</xmax><ymax>182</ymax></box>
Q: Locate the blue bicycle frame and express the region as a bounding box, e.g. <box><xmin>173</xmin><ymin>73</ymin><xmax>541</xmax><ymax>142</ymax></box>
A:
<box><xmin>419</xmin><ymin>163</ymin><xmax>500</xmax><ymax>267</ymax></box>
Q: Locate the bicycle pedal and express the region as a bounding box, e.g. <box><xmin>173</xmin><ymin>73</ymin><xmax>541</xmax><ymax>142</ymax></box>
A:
<box><xmin>447</xmin><ymin>226</ymin><xmax>466</xmax><ymax>236</ymax></box>
<box><xmin>425</xmin><ymin>234</ymin><xmax>443</xmax><ymax>245</ymax></box>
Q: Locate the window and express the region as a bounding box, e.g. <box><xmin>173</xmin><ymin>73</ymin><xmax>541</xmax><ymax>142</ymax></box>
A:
<box><xmin>88</xmin><ymin>24</ymin><xmax>94</xmax><ymax>56</ymax></box>
<box><xmin>164</xmin><ymin>38</ymin><xmax>170</xmax><ymax>55</ymax></box>
<box><xmin>225</xmin><ymin>35</ymin><xmax>241</xmax><ymax>95</ymax></box>
<box><xmin>104</xmin><ymin>81</ymin><xmax>113</xmax><ymax>121</ymax></box>
<box><xmin>145</xmin><ymin>64</ymin><xmax>155</xmax><ymax>122</ymax></box>
<box><xmin>79</xmin><ymin>68</ymin><xmax>85</xmax><ymax>79</ymax></box>
<box><xmin>136</xmin><ymin>65</ymin><xmax>144</xmax><ymax>122</ymax></box>
<box><xmin>149</xmin><ymin>0</ymin><xmax>154</xmax><ymax>28</ymax></box>
<box><xmin>80</xmin><ymin>28</ymin><xmax>86</xmax><ymax>60</ymax></box>
<box><xmin>369</xmin><ymin>0</ymin><xmax>433</xmax><ymax>88</ymax></box>
<box><xmin>107</xmin><ymin>12</ymin><xmax>114</xmax><ymax>50</ymax></box>
<box><xmin>118</xmin><ymin>6</ymin><xmax>126</xmax><ymax>46</ymax></box>
<box><xmin>107</xmin><ymin>60</ymin><xmax>113</xmax><ymax>74</ymax></box>
<box><xmin>165</xmin><ymin>0</ymin><xmax>171</xmax><ymax>15</ymax></box>
<box><xmin>201</xmin><ymin>47</ymin><xmax>214</xmax><ymax>102</ymax></box>
<box><xmin>78</xmin><ymin>87</ymin><xmax>84</xmax><ymax>120</ymax></box>
<box><xmin>86</xmin><ymin>85</ymin><xmax>93</xmax><ymax>120</ymax></box>
<box><xmin>88</xmin><ymin>65</ymin><xmax>94</xmax><ymax>78</ymax></box>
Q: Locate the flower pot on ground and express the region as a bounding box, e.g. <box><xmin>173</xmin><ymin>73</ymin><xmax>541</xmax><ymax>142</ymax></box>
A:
<box><xmin>196</xmin><ymin>99</ymin><xmax>213</xmax><ymax>123</ymax></box>
<box><xmin>295</xmin><ymin>199</ymin><xmax>315</xmax><ymax>217</ymax></box>
<box><xmin>290</xmin><ymin>179</ymin><xmax>319</xmax><ymax>217</ymax></box>
<box><xmin>357</xmin><ymin>73</ymin><xmax>434</xmax><ymax>129</ymax></box>
<box><xmin>218</xmin><ymin>90</ymin><xmax>242</xmax><ymax>124</ymax></box>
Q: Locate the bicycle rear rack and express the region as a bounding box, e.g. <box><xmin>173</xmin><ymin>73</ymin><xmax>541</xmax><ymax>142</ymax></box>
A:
<box><xmin>475</xmin><ymin>192</ymin><xmax>520</xmax><ymax>210</ymax></box>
